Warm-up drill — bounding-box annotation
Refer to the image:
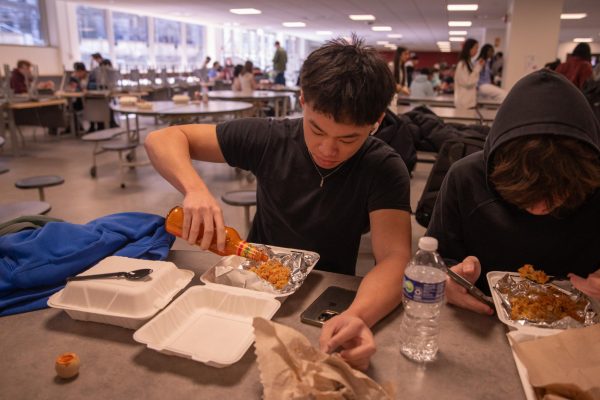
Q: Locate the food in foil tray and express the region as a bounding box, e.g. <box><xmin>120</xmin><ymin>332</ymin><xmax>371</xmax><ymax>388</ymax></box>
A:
<box><xmin>517</xmin><ymin>264</ymin><xmax>549</xmax><ymax>284</ymax></box>
<box><xmin>250</xmin><ymin>259</ymin><xmax>291</xmax><ymax>290</ymax></box>
<box><xmin>494</xmin><ymin>267</ymin><xmax>597</xmax><ymax>329</ymax></box>
<box><xmin>202</xmin><ymin>246</ymin><xmax>319</xmax><ymax>297</ymax></box>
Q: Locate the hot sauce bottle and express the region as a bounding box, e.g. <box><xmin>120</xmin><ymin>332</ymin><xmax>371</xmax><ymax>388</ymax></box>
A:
<box><xmin>165</xmin><ymin>206</ymin><xmax>268</xmax><ymax>262</ymax></box>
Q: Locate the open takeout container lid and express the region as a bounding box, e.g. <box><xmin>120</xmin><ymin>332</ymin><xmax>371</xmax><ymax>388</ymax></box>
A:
<box><xmin>487</xmin><ymin>271</ymin><xmax>564</xmax><ymax>336</ymax></box>
<box><xmin>133</xmin><ymin>284</ymin><xmax>280</xmax><ymax>367</ymax></box>
<box><xmin>199</xmin><ymin>245</ymin><xmax>319</xmax><ymax>299</ymax></box>
<box><xmin>48</xmin><ymin>256</ymin><xmax>194</xmax><ymax>329</ymax></box>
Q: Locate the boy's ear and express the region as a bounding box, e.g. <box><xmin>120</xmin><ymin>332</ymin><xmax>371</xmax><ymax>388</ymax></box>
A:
<box><xmin>299</xmin><ymin>90</ymin><xmax>305</xmax><ymax>108</ymax></box>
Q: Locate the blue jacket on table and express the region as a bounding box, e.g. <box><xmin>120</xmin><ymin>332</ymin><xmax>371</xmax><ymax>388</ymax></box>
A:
<box><xmin>0</xmin><ymin>212</ymin><xmax>175</xmax><ymax>316</ymax></box>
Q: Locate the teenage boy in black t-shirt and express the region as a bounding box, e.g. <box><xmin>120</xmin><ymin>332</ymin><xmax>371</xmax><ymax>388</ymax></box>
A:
<box><xmin>146</xmin><ymin>37</ymin><xmax>412</xmax><ymax>370</ymax></box>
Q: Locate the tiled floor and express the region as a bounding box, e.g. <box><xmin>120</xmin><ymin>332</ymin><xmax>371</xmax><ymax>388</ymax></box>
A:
<box><xmin>0</xmin><ymin>117</ymin><xmax>429</xmax><ymax>276</ymax></box>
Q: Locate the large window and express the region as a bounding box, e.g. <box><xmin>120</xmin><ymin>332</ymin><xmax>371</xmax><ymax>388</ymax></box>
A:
<box><xmin>77</xmin><ymin>6</ymin><xmax>109</xmax><ymax>68</ymax></box>
<box><xmin>185</xmin><ymin>23</ymin><xmax>204</xmax><ymax>67</ymax></box>
<box><xmin>0</xmin><ymin>0</ymin><xmax>45</xmax><ymax>46</ymax></box>
<box><xmin>113</xmin><ymin>12</ymin><xmax>148</xmax><ymax>69</ymax></box>
<box><xmin>154</xmin><ymin>18</ymin><xmax>181</xmax><ymax>68</ymax></box>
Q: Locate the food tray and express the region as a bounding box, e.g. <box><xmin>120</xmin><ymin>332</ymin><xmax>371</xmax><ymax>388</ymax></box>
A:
<box><xmin>133</xmin><ymin>285</ymin><xmax>280</xmax><ymax>367</ymax></box>
<box><xmin>48</xmin><ymin>256</ymin><xmax>194</xmax><ymax>329</ymax></box>
<box><xmin>487</xmin><ymin>271</ymin><xmax>564</xmax><ymax>335</ymax></box>
<box><xmin>200</xmin><ymin>245</ymin><xmax>319</xmax><ymax>299</ymax></box>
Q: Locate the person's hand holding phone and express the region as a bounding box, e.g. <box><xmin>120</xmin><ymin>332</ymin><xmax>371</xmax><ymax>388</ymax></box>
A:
<box><xmin>319</xmin><ymin>312</ymin><xmax>375</xmax><ymax>371</ymax></box>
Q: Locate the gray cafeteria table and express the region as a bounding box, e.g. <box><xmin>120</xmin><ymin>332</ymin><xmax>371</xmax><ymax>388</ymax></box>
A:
<box><xmin>207</xmin><ymin>90</ymin><xmax>290</xmax><ymax>117</ymax></box>
<box><xmin>398</xmin><ymin>94</ymin><xmax>502</xmax><ymax>109</ymax></box>
<box><xmin>0</xmin><ymin>250</ymin><xmax>524</xmax><ymax>399</ymax></box>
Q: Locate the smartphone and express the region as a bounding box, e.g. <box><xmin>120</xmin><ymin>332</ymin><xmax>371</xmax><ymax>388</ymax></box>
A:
<box><xmin>300</xmin><ymin>286</ymin><xmax>357</xmax><ymax>327</ymax></box>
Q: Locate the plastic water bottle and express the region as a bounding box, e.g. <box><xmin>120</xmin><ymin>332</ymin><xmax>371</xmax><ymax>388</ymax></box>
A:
<box><xmin>398</xmin><ymin>236</ymin><xmax>447</xmax><ymax>362</ymax></box>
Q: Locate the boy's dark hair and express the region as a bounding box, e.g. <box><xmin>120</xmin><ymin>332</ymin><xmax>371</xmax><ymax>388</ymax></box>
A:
<box><xmin>490</xmin><ymin>135</ymin><xmax>600</xmax><ymax>214</ymax></box>
<box><xmin>100</xmin><ymin>59</ymin><xmax>112</xmax><ymax>67</ymax></box>
<box><xmin>91</xmin><ymin>53</ymin><xmax>102</xmax><ymax>59</ymax></box>
<box><xmin>300</xmin><ymin>35</ymin><xmax>395</xmax><ymax>125</ymax></box>
<box><xmin>420</xmin><ymin>67</ymin><xmax>430</xmax><ymax>75</ymax></box>
<box><xmin>17</xmin><ymin>60</ymin><xmax>32</xmax><ymax>69</ymax></box>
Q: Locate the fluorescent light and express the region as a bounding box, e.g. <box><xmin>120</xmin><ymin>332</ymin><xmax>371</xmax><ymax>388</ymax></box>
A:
<box><xmin>387</xmin><ymin>33</ymin><xmax>403</xmax><ymax>38</ymax></box>
<box><xmin>449</xmin><ymin>37</ymin><xmax>465</xmax><ymax>42</ymax></box>
<box><xmin>447</xmin><ymin>4</ymin><xmax>478</xmax><ymax>11</ymax></box>
<box><xmin>229</xmin><ymin>8</ymin><xmax>261</xmax><ymax>15</ymax></box>
<box><xmin>437</xmin><ymin>41</ymin><xmax>451</xmax><ymax>46</ymax></box>
<box><xmin>349</xmin><ymin>14</ymin><xmax>375</xmax><ymax>21</ymax></box>
<box><xmin>448</xmin><ymin>21</ymin><xmax>472</xmax><ymax>27</ymax></box>
<box><xmin>440</xmin><ymin>49</ymin><xmax>451</xmax><ymax>53</ymax></box>
<box><xmin>560</xmin><ymin>13</ymin><xmax>587</xmax><ymax>20</ymax></box>
<box><xmin>282</xmin><ymin>22</ymin><xmax>306</xmax><ymax>28</ymax></box>
<box><xmin>377</xmin><ymin>41</ymin><xmax>389</xmax><ymax>45</ymax></box>
<box><xmin>384</xmin><ymin>44</ymin><xmax>397</xmax><ymax>50</ymax></box>
<box><xmin>316</xmin><ymin>31</ymin><xmax>332</xmax><ymax>35</ymax></box>
<box><xmin>372</xmin><ymin>26</ymin><xmax>392</xmax><ymax>31</ymax></box>
<box><xmin>573</xmin><ymin>38</ymin><xmax>592</xmax><ymax>43</ymax></box>
<box><xmin>449</xmin><ymin>30</ymin><xmax>467</xmax><ymax>35</ymax></box>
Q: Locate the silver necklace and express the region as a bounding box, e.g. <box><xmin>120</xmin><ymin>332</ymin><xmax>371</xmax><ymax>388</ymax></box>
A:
<box><xmin>307</xmin><ymin>152</ymin><xmax>346</xmax><ymax>188</ymax></box>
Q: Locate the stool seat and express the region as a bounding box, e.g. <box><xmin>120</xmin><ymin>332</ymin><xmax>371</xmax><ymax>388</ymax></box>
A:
<box><xmin>15</xmin><ymin>175</ymin><xmax>64</xmax><ymax>189</ymax></box>
<box><xmin>221</xmin><ymin>190</ymin><xmax>257</xmax><ymax>206</ymax></box>
<box><xmin>81</xmin><ymin>128</ymin><xmax>125</xmax><ymax>142</ymax></box>
<box><xmin>221</xmin><ymin>190</ymin><xmax>257</xmax><ymax>235</ymax></box>
<box><xmin>101</xmin><ymin>141</ymin><xmax>138</xmax><ymax>151</ymax></box>
<box><xmin>0</xmin><ymin>165</ymin><xmax>8</xmax><ymax>175</ymax></box>
<box><xmin>15</xmin><ymin>175</ymin><xmax>64</xmax><ymax>202</ymax></box>
<box><xmin>0</xmin><ymin>201</ymin><xmax>51</xmax><ymax>224</ymax></box>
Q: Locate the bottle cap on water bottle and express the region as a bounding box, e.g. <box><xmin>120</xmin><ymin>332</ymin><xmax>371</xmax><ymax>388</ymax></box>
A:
<box><xmin>418</xmin><ymin>236</ymin><xmax>438</xmax><ymax>252</ymax></box>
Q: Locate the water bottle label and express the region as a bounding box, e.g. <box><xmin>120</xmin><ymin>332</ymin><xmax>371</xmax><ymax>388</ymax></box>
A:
<box><xmin>403</xmin><ymin>276</ymin><xmax>445</xmax><ymax>303</ymax></box>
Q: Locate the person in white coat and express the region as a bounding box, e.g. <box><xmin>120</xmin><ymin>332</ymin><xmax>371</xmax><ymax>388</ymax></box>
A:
<box><xmin>454</xmin><ymin>38</ymin><xmax>485</xmax><ymax>109</ymax></box>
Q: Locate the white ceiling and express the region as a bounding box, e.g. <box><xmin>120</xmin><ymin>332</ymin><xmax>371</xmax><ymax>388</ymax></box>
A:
<box><xmin>71</xmin><ymin>0</ymin><xmax>600</xmax><ymax>51</ymax></box>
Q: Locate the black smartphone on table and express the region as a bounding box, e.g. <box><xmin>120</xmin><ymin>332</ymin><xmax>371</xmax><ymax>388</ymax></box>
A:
<box><xmin>300</xmin><ymin>286</ymin><xmax>357</xmax><ymax>327</ymax></box>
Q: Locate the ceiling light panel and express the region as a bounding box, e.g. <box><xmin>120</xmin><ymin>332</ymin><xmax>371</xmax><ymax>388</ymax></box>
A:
<box><xmin>282</xmin><ymin>22</ymin><xmax>306</xmax><ymax>27</ymax></box>
<box><xmin>371</xmin><ymin>26</ymin><xmax>392</xmax><ymax>31</ymax></box>
<box><xmin>229</xmin><ymin>8</ymin><xmax>261</xmax><ymax>15</ymax></box>
<box><xmin>447</xmin><ymin>4</ymin><xmax>479</xmax><ymax>11</ymax></box>
<box><xmin>349</xmin><ymin>14</ymin><xmax>376</xmax><ymax>21</ymax></box>
<box><xmin>448</xmin><ymin>21</ymin><xmax>472</xmax><ymax>27</ymax></box>
<box><xmin>560</xmin><ymin>13</ymin><xmax>587</xmax><ymax>20</ymax></box>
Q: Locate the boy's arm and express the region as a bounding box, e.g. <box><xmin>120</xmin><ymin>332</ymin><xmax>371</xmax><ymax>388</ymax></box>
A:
<box><xmin>145</xmin><ymin>124</ymin><xmax>227</xmax><ymax>250</ymax></box>
<box><xmin>319</xmin><ymin>209</ymin><xmax>411</xmax><ymax>370</ymax></box>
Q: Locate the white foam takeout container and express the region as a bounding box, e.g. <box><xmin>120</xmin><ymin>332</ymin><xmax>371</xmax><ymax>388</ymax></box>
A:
<box><xmin>133</xmin><ymin>284</ymin><xmax>280</xmax><ymax>368</ymax></box>
<box><xmin>199</xmin><ymin>245</ymin><xmax>320</xmax><ymax>300</ymax></box>
<box><xmin>486</xmin><ymin>271</ymin><xmax>564</xmax><ymax>336</ymax></box>
<box><xmin>48</xmin><ymin>256</ymin><xmax>194</xmax><ymax>329</ymax></box>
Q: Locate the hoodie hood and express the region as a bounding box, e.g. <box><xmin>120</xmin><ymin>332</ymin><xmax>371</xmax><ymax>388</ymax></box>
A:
<box><xmin>483</xmin><ymin>69</ymin><xmax>600</xmax><ymax>182</ymax></box>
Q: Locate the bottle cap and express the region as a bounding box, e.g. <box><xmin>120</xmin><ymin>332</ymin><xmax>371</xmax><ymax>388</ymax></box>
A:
<box><xmin>418</xmin><ymin>236</ymin><xmax>438</xmax><ymax>252</ymax></box>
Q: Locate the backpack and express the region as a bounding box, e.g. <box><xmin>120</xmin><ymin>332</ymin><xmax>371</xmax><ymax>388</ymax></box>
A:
<box><xmin>373</xmin><ymin>109</ymin><xmax>418</xmax><ymax>173</ymax></box>
<box><xmin>415</xmin><ymin>135</ymin><xmax>486</xmax><ymax>228</ymax></box>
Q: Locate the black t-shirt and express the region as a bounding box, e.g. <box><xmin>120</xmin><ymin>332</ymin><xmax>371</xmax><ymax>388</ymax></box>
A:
<box><xmin>216</xmin><ymin>117</ymin><xmax>411</xmax><ymax>275</ymax></box>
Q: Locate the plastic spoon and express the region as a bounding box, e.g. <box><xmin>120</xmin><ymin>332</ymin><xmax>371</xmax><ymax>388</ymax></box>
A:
<box><xmin>67</xmin><ymin>268</ymin><xmax>153</xmax><ymax>282</ymax></box>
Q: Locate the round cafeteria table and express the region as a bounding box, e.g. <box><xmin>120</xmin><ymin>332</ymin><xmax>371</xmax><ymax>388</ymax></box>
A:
<box><xmin>207</xmin><ymin>90</ymin><xmax>290</xmax><ymax>117</ymax></box>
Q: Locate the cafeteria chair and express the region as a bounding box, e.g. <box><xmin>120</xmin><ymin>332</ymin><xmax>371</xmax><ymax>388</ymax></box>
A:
<box><xmin>81</xmin><ymin>127</ymin><xmax>126</xmax><ymax>177</ymax></box>
<box><xmin>100</xmin><ymin>127</ymin><xmax>148</xmax><ymax>188</ymax></box>
<box><xmin>221</xmin><ymin>190</ymin><xmax>257</xmax><ymax>236</ymax></box>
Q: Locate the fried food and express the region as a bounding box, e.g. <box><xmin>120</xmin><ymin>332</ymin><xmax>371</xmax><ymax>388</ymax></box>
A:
<box><xmin>249</xmin><ymin>259</ymin><xmax>290</xmax><ymax>290</ymax></box>
<box><xmin>509</xmin><ymin>285</ymin><xmax>586</xmax><ymax>323</ymax></box>
<box><xmin>518</xmin><ymin>264</ymin><xmax>549</xmax><ymax>284</ymax></box>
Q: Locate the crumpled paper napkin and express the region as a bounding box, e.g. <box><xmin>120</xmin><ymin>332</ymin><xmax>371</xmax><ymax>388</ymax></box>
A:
<box><xmin>252</xmin><ymin>317</ymin><xmax>393</xmax><ymax>400</ymax></box>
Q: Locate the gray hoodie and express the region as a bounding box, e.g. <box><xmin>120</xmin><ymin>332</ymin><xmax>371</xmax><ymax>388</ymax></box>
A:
<box><xmin>427</xmin><ymin>69</ymin><xmax>600</xmax><ymax>292</ymax></box>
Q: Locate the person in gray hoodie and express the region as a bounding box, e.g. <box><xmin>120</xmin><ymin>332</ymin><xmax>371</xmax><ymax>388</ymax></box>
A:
<box><xmin>427</xmin><ymin>69</ymin><xmax>600</xmax><ymax>313</ymax></box>
<box><xmin>409</xmin><ymin>67</ymin><xmax>435</xmax><ymax>97</ymax></box>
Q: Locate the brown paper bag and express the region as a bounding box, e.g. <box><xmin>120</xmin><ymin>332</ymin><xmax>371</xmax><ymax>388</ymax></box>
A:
<box><xmin>252</xmin><ymin>317</ymin><xmax>393</xmax><ymax>400</ymax></box>
<box><xmin>509</xmin><ymin>325</ymin><xmax>600</xmax><ymax>400</ymax></box>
